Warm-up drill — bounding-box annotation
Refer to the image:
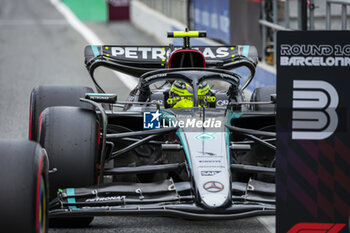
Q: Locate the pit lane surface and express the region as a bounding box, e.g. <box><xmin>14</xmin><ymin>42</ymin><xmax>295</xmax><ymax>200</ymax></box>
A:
<box><xmin>0</xmin><ymin>0</ymin><xmax>274</xmax><ymax>232</ymax></box>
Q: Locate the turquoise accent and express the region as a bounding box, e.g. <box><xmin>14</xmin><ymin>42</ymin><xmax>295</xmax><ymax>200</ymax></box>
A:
<box><xmin>225</xmin><ymin>128</ymin><xmax>231</xmax><ymax>165</ymax></box>
<box><xmin>195</xmin><ymin>132</ymin><xmax>216</xmax><ymax>141</ymax></box>
<box><xmin>242</xmin><ymin>46</ymin><xmax>249</xmax><ymax>57</ymax></box>
<box><xmin>66</xmin><ymin>188</ymin><xmax>75</xmax><ymax>197</ymax></box>
<box><xmin>176</xmin><ymin>129</ymin><xmax>192</xmax><ymax>169</ymax></box>
<box><xmin>91</xmin><ymin>45</ymin><xmax>100</xmax><ymax>57</ymax></box>
<box><xmin>225</xmin><ymin>110</ymin><xmax>243</xmax><ymax>165</ymax></box>
<box><xmin>66</xmin><ymin>188</ymin><xmax>78</xmax><ymax>210</ymax></box>
<box><xmin>159</xmin><ymin>110</ymin><xmax>174</xmax><ymax>121</ymax></box>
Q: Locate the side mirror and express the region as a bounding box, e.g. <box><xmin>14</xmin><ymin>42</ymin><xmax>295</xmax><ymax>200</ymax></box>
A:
<box><xmin>85</xmin><ymin>93</ymin><xmax>117</xmax><ymax>103</ymax></box>
<box><xmin>270</xmin><ymin>94</ymin><xmax>277</xmax><ymax>103</ymax></box>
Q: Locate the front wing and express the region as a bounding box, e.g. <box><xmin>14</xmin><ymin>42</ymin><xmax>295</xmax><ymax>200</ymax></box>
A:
<box><xmin>50</xmin><ymin>177</ymin><xmax>275</xmax><ymax>220</ymax></box>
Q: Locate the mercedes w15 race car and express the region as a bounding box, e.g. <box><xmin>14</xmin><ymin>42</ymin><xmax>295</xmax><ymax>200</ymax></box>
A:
<box><xmin>0</xmin><ymin>31</ymin><xmax>276</xmax><ymax>232</ymax></box>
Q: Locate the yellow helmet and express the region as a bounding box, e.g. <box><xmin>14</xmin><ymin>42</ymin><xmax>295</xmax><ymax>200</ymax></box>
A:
<box><xmin>168</xmin><ymin>81</ymin><xmax>212</xmax><ymax>108</ymax></box>
<box><xmin>169</xmin><ymin>81</ymin><xmax>194</xmax><ymax>97</ymax></box>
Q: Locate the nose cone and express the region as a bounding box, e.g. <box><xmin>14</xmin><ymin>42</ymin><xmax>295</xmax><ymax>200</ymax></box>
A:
<box><xmin>180</xmin><ymin>131</ymin><xmax>231</xmax><ymax>208</ymax></box>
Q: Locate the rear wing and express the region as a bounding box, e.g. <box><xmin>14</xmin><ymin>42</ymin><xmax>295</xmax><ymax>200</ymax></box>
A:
<box><xmin>84</xmin><ymin>45</ymin><xmax>258</xmax><ymax>77</ymax></box>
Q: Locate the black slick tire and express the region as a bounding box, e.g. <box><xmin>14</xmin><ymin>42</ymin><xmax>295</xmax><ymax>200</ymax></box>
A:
<box><xmin>250</xmin><ymin>86</ymin><xmax>276</xmax><ymax>111</ymax></box>
<box><xmin>0</xmin><ymin>140</ymin><xmax>49</xmax><ymax>233</ymax></box>
<box><xmin>29</xmin><ymin>85</ymin><xmax>94</xmax><ymax>141</ymax></box>
<box><xmin>39</xmin><ymin>106</ymin><xmax>99</xmax><ymax>227</ymax></box>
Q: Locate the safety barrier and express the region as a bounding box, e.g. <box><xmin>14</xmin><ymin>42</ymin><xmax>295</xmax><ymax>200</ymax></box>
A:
<box><xmin>326</xmin><ymin>0</ymin><xmax>350</xmax><ymax>29</ymax></box>
<box><xmin>137</xmin><ymin>0</ymin><xmax>188</xmax><ymax>26</ymax></box>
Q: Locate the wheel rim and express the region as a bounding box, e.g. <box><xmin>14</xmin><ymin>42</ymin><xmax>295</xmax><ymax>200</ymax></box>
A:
<box><xmin>38</xmin><ymin>176</ymin><xmax>47</xmax><ymax>233</ymax></box>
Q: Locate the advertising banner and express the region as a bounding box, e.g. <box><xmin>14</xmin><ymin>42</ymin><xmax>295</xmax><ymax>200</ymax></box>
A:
<box><xmin>192</xmin><ymin>0</ymin><xmax>261</xmax><ymax>53</ymax></box>
<box><xmin>108</xmin><ymin>0</ymin><xmax>130</xmax><ymax>21</ymax></box>
<box><xmin>62</xmin><ymin>0</ymin><xmax>107</xmax><ymax>21</ymax></box>
<box><xmin>192</xmin><ymin>0</ymin><xmax>230</xmax><ymax>44</ymax></box>
<box><xmin>276</xmin><ymin>31</ymin><xmax>350</xmax><ymax>233</ymax></box>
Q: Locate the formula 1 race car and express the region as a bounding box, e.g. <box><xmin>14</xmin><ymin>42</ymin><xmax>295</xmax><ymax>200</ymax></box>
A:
<box><xmin>0</xmin><ymin>31</ymin><xmax>276</xmax><ymax>232</ymax></box>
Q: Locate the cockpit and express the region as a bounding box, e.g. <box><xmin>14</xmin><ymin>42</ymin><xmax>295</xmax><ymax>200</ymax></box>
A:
<box><xmin>128</xmin><ymin>69</ymin><xmax>241</xmax><ymax>109</ymax></box>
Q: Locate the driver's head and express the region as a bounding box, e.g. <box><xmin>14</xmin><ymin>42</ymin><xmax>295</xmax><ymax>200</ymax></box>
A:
<box><xmin>168</xmin><ymin>81</ymin><xmax>211</xmax><ymax>108</ymax></box>
<box><xmin>198</xmin><ymin>81</ymin><xmax>210</xmax><ymax>96</ymax></box>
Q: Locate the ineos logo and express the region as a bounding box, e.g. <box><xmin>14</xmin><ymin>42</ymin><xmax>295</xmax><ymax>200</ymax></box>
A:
<box><xmin>216</xmin><ymin>100</ymin><xmax>229</xmax><ymax>106</ymax></box>
<box><xmin>203</xmin><ymin>181</ymin><xmax>224</xmax><ymax>192</ymax></box>
<box><xmin>292</xmin><ymin>80</ymin><xmax>338</xmax><ymax>140</ymax></box>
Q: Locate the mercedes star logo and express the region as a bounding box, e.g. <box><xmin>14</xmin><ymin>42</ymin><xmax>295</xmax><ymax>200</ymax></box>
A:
<box><xmin>203</xmin><ymin>181</ymin><xmax>224</xmax><ymax>192</ymax></box>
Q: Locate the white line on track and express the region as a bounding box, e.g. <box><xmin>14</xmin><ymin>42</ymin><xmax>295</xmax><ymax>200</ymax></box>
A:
<box><xmin>50</xmin><ymin>0</ymin><xmax>138</xmax><ymax>90</ymax></box>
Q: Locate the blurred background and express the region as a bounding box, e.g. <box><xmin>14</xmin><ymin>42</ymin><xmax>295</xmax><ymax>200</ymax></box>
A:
<box><xmin>59</xmin><ymin>0</ymin><xmax>350</xmax><ymax>93</ymax></box>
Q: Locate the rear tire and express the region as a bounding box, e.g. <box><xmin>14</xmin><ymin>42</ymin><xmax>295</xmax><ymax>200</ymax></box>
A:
<box><xmin>29</xmin><ymin>85</ymin><xmax>94</xmax><ymax>141</ymax></box>
<box><xmin>0</xmin><ymin>140</ymin><xmax>48</xmax><ymax>233</ymax></box>
<box><xmin>39</xmin><ymin>106</ymin><xmax>99</xmax><ymax>227</ymax></box>
<box><xmin>250</xmin><ymin>86</ymin><xmax>276</xmax><ymax>111</ymax></box>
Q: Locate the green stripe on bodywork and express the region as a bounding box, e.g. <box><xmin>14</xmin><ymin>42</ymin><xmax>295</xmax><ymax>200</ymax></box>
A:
<box><xmin>62</xmin><ymin>0</ymin><xmax>107</xmax><ymax>22</ymax></box>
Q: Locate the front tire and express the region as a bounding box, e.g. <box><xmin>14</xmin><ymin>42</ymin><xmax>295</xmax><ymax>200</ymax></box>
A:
<box><xmin>39</xmin><ymin>106</ymin><xmax>99</xmax><ymax>227</ymax></box>
<box><xmin>0</xmin><ymin>140</ymin><xmax>48</xmax><ymax>233</ymax></box>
